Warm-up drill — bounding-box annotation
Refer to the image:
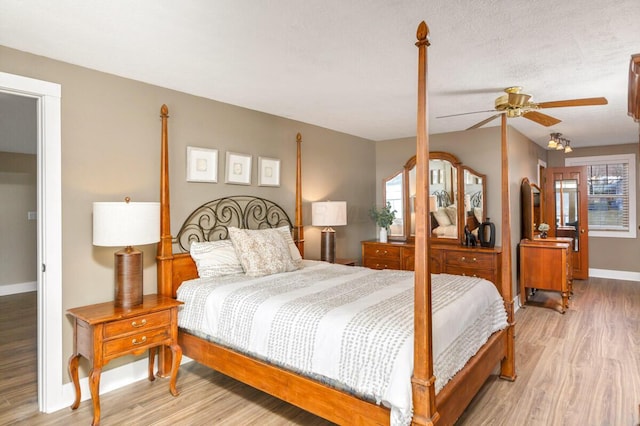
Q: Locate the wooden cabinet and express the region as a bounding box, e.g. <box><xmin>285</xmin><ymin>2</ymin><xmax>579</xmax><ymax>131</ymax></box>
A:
<box><xmin>432</xmin><ymin>244</ymin><xmax>502</xmax><ymax>287</ymax></box>
<box><xmin>67</xmin><ymin>295</ymin><xmax>183</xmax><ymax>426</ymax></box>
<box><xmin>361</xmin><ymin>240</ymin><xmax>502</xmax><ymax>288</ymax></box>
<box><xmin>361</xmin><ymin>240</ymin><xmax>414</xmax><ymax>270</ymax></box>
<box><xmin>519</xmin><ymin>239</ymin><xmax>572</xmax><ymax>313</ymax></box>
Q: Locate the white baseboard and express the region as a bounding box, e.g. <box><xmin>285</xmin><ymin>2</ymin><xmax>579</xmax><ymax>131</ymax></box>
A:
<box><xmin>589</xmin><ymin>268</ymin><xmax>640</xmax><ymax>282</ymax></box>
<box><xmin>0</xmin><ymin>281</ymin><xmax>37</xmax><ymax>296</ymax></box>
<box><xmin>49</xmin><ymin>356</ymin><xmax>193</xmax><ymax>413</ymax></box>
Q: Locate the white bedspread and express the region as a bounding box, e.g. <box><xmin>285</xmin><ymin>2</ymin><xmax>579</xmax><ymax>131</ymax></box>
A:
<box><xmin>177</xmin><ymin>260</ymin><xmax>507</xmax><ymax>426</ymax></box>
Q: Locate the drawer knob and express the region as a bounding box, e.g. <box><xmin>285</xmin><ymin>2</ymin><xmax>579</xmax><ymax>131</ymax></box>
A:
<box><xmin>132</xmin><ymin>336</ymin><xmax>147</xmax><ymax>345</ymax></box>
<box><xmin>375</xmin><ymin>249</ymin><xmax>388</xmax><ymax>255</ymax></box>
<box><xmin>131</xmin><ymin>319</ymin><xmax>147</xmax><ymax>328</ymax></box>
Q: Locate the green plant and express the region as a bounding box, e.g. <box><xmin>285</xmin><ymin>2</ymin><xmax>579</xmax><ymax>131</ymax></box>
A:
<box><xmin>369</xmin><ymin>202</ymin><xmax>397</xmax><ymax>231</ymax></box>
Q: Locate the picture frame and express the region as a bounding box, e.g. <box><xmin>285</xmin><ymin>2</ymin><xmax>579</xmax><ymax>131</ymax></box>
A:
<box><xmin>186</xmin><ymin>146</ymin><xmax>218</xmax><ymax>183</ymax></box>
<box><xmin>258</xmin><ymin>157</ymin><xmax>281</xmax><ymax>187</ymax></box>
<box><xmin>225</xmin><ymin>151</ymin><xmax>252</xmax><ymax>185</ymax></box>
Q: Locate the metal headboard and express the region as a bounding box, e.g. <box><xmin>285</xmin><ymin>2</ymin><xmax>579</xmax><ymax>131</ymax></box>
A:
<box><xmin>174</xmin><ymin>195</ymin><xmax>293</xmax><ymax>252</ymax></box>
<box><xmin>432</xmin><ymin>190</ymin><xmax>453</xmax><ymax>207</ymax></box>
<box><xmin>470</xmin><ymin>191</ymin><xmax>483</xmax><ymax>208</ymax></box>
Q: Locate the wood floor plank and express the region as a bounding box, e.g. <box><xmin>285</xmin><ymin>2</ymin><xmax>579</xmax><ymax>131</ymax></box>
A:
<box><xmin>2</xmin><ymin>276</ymin><xmax>639</xmax><ymax>425</ymax></box>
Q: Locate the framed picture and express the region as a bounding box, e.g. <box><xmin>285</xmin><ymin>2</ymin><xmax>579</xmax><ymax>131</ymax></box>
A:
<box><xmin>258</xmin><ymin>157</ymin><xmax>281</xmax><ymax>187</ymax></box>
<box><xmin>225</xmin><ymin>151</ymin><xmax>252</xmax><ymax>185</ymax></box>
<box><xmin>186</xmin><ymin>146</ymin><xmax>218</xmax><ymax>183</ymax></box>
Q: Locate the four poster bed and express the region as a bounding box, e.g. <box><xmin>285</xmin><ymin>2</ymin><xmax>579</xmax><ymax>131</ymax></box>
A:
<box><xmin>156</xmin><ymin>21</ymin><xmax>515</xmax><ymax>425</ymax></box>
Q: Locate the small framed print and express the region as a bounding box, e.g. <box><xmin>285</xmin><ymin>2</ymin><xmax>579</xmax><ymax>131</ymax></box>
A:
<box><xmin>258</xmin><ymin>157</ymin><xmax>281</xmax><ymax>187</ymax></box>
<box><xmin>187</xmin><ymin>146</ymin><xmax>218</xmax><ymax>183</ymax></box>
<box><xmin>225</xmin><ymin>151</ymin><xmax>252</xmax><ymax>185</ymax></box>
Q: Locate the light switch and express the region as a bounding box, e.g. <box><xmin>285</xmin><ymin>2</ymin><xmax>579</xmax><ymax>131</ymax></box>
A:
<box><xmin>28</xmin><ymin>211</ymin><xmax>37</xmax><ymax>220</ymax></box>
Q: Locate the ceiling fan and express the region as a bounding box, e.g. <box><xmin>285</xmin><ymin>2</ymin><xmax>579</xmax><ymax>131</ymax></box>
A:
<box><xmin>437</xmin><ymin>86</ymin><xmax>608</xmax><ymax>130</ymax></box>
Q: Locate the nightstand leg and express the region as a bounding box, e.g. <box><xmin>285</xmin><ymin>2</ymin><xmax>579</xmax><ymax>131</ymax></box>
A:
<box><xmin>89</xmin><ymin>367</ymin><xmax>102</xmax><ymax>426</ymax></box>
<box><xmin>68</xmin><ymin>354</ymin><xmax>81</xmax><ymax>410</ymax></box>
<box><xmin>148</xmin><ymin>347</ymin><xmax>157</xmax><ymax>381</ymax></box>
<box><xmin>169</xmin><ymin>343</ymin><xmax>182</xmax><ymax>396</ymax></box>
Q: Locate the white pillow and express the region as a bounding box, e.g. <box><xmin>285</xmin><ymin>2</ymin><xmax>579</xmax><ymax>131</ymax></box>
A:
<box><xmin>433</xmin><ymin>208</ymin><xmax>452</xmax><ymax>227</ymax></box>
<box><xmin>445</xmin><ymin>205</ymin><xmax>457</xmax><ymax>225</ymax></box>
<box><xmin>228</xmin><ymin>227</ymin><xmax>300</xmax><ymax>277</ymax></box>
<box><xmin>276</xmin><ymin>226</ymin><xmax>304</xmax><ymax>268</ymax></box>
<box><xmin>189</xmin><ymin>239</ymin><xmax>244</xmax><ymax>277</ymax></box>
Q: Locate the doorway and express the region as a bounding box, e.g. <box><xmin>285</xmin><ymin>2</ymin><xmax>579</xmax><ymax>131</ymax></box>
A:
<box><xmin>0</xmin><ymin>72</ymin><xmax>62</xmax><ymax>412</ymax></box>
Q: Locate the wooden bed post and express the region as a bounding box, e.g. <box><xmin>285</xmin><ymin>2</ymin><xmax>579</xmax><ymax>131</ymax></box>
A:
<box><xmin>499</xmin><ymin>114</ymin><xmax>517</xmax><ymax>381</ymax></box>
<box><xmin>294</xmin><ymin>132</ymin><xmax>304</xmax><ymax>258</ymax></box>
<box><xmin>157</xmin><ymin>104</ymin><xmax>174</xmax><ymax>376</ymax></box>
<box><xmin>411</xmin><ymin>21</ymin><xmax>439</xmax><ymax>426</ymax></box>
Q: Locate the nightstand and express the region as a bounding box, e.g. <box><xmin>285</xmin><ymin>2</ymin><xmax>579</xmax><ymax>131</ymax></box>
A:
<box><xmin>335</xmin><ymin>258</ymin><xmax>357</xmax><ymax>266</ymax></box>
<box><xmin>67</xmin><ymin>294</ymin><xmax>183</xmax><ymax>426</ymax></box>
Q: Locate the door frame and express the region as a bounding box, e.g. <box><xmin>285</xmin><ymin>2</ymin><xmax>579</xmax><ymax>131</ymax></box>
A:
<box><xmin>0</xmin><ymin>72</ymin><xmax>62</xmax><ymax>412</ymax></box>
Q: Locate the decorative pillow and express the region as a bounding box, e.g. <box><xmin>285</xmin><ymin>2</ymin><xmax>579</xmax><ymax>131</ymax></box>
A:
<box><xmin>433</xmin><ymin>208</ymin><xmax>452</xmax><ymax>227</ymax></box>
<box><xmin>445</xmin><ymin>205</ymin><xmax>457</xmax><ymax>225</ymax></box>
<box><xmin>276</xmin><ymin>226</ymin><xmax>304</xmax><ymax>268</ymax></box>
<box><xmin>189</xmin><ymin>239</ymin><xmax>244</xmax><ymax>277</ymax></box>
<box><xmin>228</xmin><ymin>227</ymin><xmax>300</xmax><ymax>276</ymax></box>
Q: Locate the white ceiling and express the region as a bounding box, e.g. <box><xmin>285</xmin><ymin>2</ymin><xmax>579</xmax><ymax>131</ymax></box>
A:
<box><xmin>1</xmin><ymin>0</ymin><xmax>639</xmax><ymax>151</ymax></box>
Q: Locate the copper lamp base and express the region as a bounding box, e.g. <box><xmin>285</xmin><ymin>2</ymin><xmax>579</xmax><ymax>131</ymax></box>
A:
<box><xmin>114</xmin><ymin>246</ymin><xmax>143</xmax><ymax>308</ymax></box>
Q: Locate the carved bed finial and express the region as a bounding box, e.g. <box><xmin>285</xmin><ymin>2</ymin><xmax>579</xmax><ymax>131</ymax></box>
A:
<box><xmin>161</xmin><ymin>104</ymin><xmax>169</xmax><ymax>116</ymax></box>
<box><xmin>416</xmin><ymin>21</ymin><xmax>430</xmax><ymax>46</ymax></box>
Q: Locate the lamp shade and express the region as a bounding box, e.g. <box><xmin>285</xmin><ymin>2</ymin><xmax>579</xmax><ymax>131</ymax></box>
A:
<box><xmin>93</xmin><ymin>201</ymin><xmax>160</xmax><ymax>247</ymax></box>
<box><xmin>311</xmin><ymin>201</ymin><xmax>347</xmax><ymax>227</ymax></box>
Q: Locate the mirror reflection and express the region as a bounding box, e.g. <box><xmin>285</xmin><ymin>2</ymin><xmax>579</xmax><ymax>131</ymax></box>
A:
<box><xmin>428</xmin><ymin>158</ymin><xmax>458</xmax><ymax>240</ymax></box>
<box><xmin>384</xmin><ymin>171</ymin><xmax>404</xmax><ymax>237</ymax></box>
<box><xmin>462</xmin><ymin>167</ymin><xmax>486</xmax><ymax>232</ymax></box>
<box><xmin>555</xmin><ymin>178</ymin><xmax>580</xmax><ymax>251</ymax></box>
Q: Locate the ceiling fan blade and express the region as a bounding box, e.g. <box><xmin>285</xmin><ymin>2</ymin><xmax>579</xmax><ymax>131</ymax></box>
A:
<box><xmin>436</xmin><ymin>109</ymin><xmax>497</xmax><ymax>119</ymax></box>
<box><xmin>522</xmin><ymin>110</ymin><xmax>562</xmax><ymax>127</ymax></box>
<box><xmin>466</xmin><ymin>113</ymin><xmax>502</xmax><ymax>130</ymax></box>
<box><xmin>536</xmin><ymin>97</ymin><xmax>608</xmax><ymax>109</ymax></box>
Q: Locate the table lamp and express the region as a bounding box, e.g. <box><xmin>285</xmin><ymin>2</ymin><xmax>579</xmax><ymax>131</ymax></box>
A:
<box><xmin>311</xmin><ymin>201</ymin><xmax>347</xmax><ymax>263</ymax></box>
<box><xmin>93</xmin><ymin>197</ymin><xmax>160</xmax><ymax>308</ymax></box>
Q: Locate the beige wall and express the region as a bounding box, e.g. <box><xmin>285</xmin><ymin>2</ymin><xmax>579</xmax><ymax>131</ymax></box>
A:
<box><xmin>0</xmin><ymin>45</ymin><xmax>377</xmax><ymax>378</ymax></box>
<box><xmin>0</xmin><ymin>152</ymin><xmax>37</xmax><ymax>286</ymax></box>
<box><xmin>548</xmin><ymin>143</ymin><xmax>640</xmax><ymax>272</ymax></box>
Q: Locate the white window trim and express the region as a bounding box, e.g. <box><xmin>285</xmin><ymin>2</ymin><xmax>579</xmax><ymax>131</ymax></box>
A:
<box><xmin>565</xmin><ymin>154</ymin><xmax>636</xmax><ymax>239</ymax></box>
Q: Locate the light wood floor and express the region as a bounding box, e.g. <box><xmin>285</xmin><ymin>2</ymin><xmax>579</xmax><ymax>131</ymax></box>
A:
<box><xmin>1</xmin><ymin>277</ymin><xmax>638</xmax><ymax>425</ymax></box>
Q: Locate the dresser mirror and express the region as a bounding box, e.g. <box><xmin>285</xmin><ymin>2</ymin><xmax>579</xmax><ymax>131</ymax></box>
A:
<box><xmin>520</xmin><ymin>177</ymin><xmax>543</xmax><ymax>240</ymax></box>
<box><xmin>383</xmin><ymin>151</ymin><xmax>485</xmax><ymax>243</ymax></box>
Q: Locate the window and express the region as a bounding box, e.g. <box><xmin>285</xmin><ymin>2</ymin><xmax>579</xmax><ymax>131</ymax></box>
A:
<box><xmin>566</xmin><ymin>154</ymin><xmax>636</xmax><ymax>238</ymax></box>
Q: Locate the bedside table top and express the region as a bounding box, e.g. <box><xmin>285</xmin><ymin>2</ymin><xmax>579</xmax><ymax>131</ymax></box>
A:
<box><xmin>67</xmin><ymin>294</ymin><xmax>183</xmax><ymax>325</ymax></box>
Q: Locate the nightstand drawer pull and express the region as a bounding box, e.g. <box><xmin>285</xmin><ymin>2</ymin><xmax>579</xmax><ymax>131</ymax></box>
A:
<box><xmin>460</xmin><ymin>256</ymin><xmax>477</xmax><ymax>262</ymax></box>
<box><xmin>132</xmin><ymin>336</ymin><xmax>147</xmax><ymax>345</ymax></box>
<box><xmin>131</xmin><ymin>319</ymin><xmax>147</xmax><ymax>328</ymax></box>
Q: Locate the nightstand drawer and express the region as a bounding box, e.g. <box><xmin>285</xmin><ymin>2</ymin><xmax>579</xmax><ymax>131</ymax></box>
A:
<box><xmin>104</xmin><ymin>310</ymin><xmax>171</xmax><ymax>338</ymax></box>
<box><xmin>444</xmin><ymin>251</ymin><xmax>495</xmax><ymax>269</ymax></box>
<box><xmin>104</xmin><ymin>328</ymin><xmax>170</xmax><ymax>358</ymax></box>
<box><xmin>363</xmin><ymin>244</ymin><xmax>401</xmax><ymax>260</ymax></box>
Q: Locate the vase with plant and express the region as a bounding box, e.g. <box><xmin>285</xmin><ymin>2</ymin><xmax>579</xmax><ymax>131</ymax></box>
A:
<box><xmin>370</xmin><ymin>202</ymin><xmax>396</xmax><ymax>243</ymax></box>
<box><xmin>538</xmin><ymin>222</ymin><xmax>550</xmax><ymax>239</ymax></box>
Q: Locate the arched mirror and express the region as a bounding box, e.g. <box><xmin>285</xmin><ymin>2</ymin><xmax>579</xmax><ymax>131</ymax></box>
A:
<box><xmin>521</xmin><ymin>177</ymin><xmax>543</xmax><ymax>240</ymax></box>
<box><xmin>383</xmin><ymin>152</ymin><xmax>486</xmax><ymax>244</ymax></box>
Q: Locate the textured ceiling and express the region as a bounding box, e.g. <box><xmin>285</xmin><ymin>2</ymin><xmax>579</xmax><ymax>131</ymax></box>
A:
<box><xmin>1</xmin><ymin>0</ymin><xmax>639</xmax><ymax>150</ymax></box>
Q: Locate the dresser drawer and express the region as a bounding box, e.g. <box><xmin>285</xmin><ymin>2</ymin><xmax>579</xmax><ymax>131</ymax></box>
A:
<box><xmin>363</xmin><ymin>244</ymin><xmax>402</xmax><ymax>260</ymax></box>
<box><xmin>443</xmin><ymin>265</ymin><xmax>496</xmax><ymax>283</ymax></box>
<box><xmin>103</xmin><ymin>310</ymin><xmax>171</xmax><ymax>338</ymax></box>
<box><xmin>103</xmin><ymin>327</ymin><xmax>170</xmax><ymax>358</ymax></box>
<box><xmin>444</xmin><ymin>251</ymin><xmax>495</xmax><ymax>269</ymax></box>
<box><xmin>363</xmin><ymin>257</ymin><xmax>401</xmax><ymax>270</ymax></box>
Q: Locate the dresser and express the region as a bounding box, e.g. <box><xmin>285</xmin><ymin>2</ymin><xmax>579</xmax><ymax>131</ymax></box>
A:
<box><xmin>519</xmin><ymin>238</ymin><xmax>572</xmax><ymax>313</ymax></box>
<box><xmin>361</xmin><ymin>240</ymin><xmax>502</xmax><ymax>287</ymax></box>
